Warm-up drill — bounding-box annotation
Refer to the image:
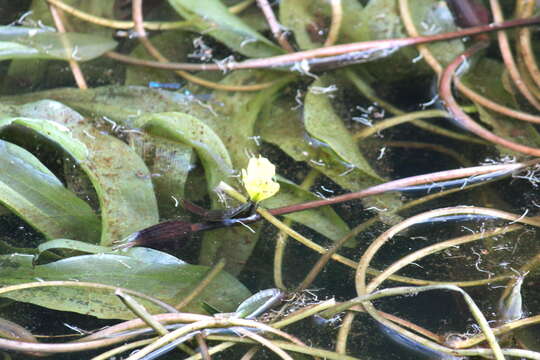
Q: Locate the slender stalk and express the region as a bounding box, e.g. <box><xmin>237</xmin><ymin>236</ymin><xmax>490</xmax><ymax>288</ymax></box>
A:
<box><xmin>234</xmin><ymin>327</ymin><xmax>293</xmax><ymax>360</ymax></box>
<box><xmin>115</xmin><ymin>290</ymin><xmax>195</xmax><ymax>356</ymax></box>
<box><xmin>335</xmin><ymin>312</ymin><xmax>354</xmax><ymax>354</ymax></box>
<box><xmin>124</xmin><ymin>318</ymin><xmax>306</xmax><ymax>360</ymax></box>
<box><xmin>175</xmin><ymin>258</ymin><xmax>226</xmax><ymax>310</ymax></box>
<box><xmin>440</xmin><ymin>42</ymin><xmax>540</xmax><ymax>155</ymax></box>
<box><xmin>353</xmin><ymin>109</ymin><xmax>450</xmax><ymax>140</ymax></box>
<box><xmin>92</xmin><ymin>338</ymin><xmax>154</xmax><ymax>360</ymax></box>
<box><xmin>489</xmin><ymin>0</ymin><xmax>540</xmax><ymax>110</ymax></box>
<box><xmin>324</xmin><ymin>0</ymin><xmax>343</xmax><ymax>47</ymax></box>
<box><xmin>256</xmin><ymin>0</ymin><xmax>294</xmax><ymax>52</ymax></box>
<box><xmin>400</xmin><ymin>0</ymin><xmax>540</xmax><ymax>124</ymax></box>
<box><xmin>107</xmin><ymin>16</ymin><xmax>540</xmax><ymax>72</ymax></box>
<box><xmin>48</xmin><ymin>3</ymin><xmax>87</xmax><ymax>89</ymax></box>
<box><xmin>517</xmin><ymin>0</ymin><xmax>540</xmax><ymax>91</ymax></box>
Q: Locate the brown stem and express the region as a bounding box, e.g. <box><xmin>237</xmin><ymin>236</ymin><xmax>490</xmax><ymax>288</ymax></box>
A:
<box><xmin>256</xmin><ymin>0</ymin><xmax>294</xmax><ymax>52</ymax></box>
<box><xmin>106</xmin><ymin>16</ymin><xmax>540</xmax><ymax>72</ymax></box>
<box><xmin>446</xmin><ymin>0</ymin><xmax>491</xmax><ymax>28</ymax></box>
<box><xmin>439</xmin><ymin>41</ymin><xmax>540</xmax><ymax>156</ymax></box>
<box><xmin>489</xmin><ymin>0</ymin><xmax>540</xmax><ymax>110</ymax></box>
<box><xmin>48</xmin><ymin>3</ymin><xmax>88</xmax><ymax>89</ymax></box>
<box><xmin>269</xmin><ymin>161</ymin><xmax>530</xmax><ymax>215</ymax></box>
<box><xmin>131</xmin><ymin>0</ymin><xmax>275</xmax><ymax>92</ymax></box>
<box><xmin>122</xmin><ymin>161</ymin><xmax>535</xmax><ymax>247</ymax></box>
<box><xmin>517</xmin><ymin>0</ymin><xmax>540</xmax><ymax>92</ymax></box>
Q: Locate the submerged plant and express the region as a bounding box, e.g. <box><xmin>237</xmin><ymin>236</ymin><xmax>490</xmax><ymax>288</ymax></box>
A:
<box><xmin>0</xmin><ymin>0</ymin><xmax>539</xmax><ymax>359</ymax></box>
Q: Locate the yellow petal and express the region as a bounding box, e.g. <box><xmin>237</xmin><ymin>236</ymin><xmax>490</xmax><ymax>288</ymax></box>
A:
<box><xmin>246</xmin><ymin>156</ymin><xmax>276</xmax><ymax>179</ymax></box>
<box><xmin>242</xmin><ymin>156</ymin><xmax>280</xmax><ymax>202</ymax></box>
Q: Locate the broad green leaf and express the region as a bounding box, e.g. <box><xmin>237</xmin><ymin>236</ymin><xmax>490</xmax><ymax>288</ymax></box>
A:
<box><xmin>129</xmin><ymin>133</ymin><xmax>195</xmax><ymax>219</ymax></box>
<box><xmin>132</xmin><ymin>112</ymin><xmax>234</xmax><ymax>190</ymax></box>
<box><xmin>0</xmin><ymin>140</ymin><xmax>100</xmax><ymax>242</ymax></box>
<box><xmin>4</xmin><ymin>0</ymin><xmax>115</xmax><ymax>91</ymax></box>
<box><xmin>37</xmin><ymin>240</ymin><xmax>187</xmax><ymax>266</ymax></box>
<box><xmin>0</xmin><ymin>116</ymin><xmax>88</xmax><ymax>159</ymax></box>
<box><xmin>262</xmin><ymin>177</ymin><xmax>354</xmax><ymax>247</ymax></box>
<box><xmin>304</xmin><ymin>76</ymin><xmax>382</xmax><ymax>181</ymax></box>
<box><xmin>0</xmin><ymin>26</ymin><xmax>54</xmax><ymax>41</ymax></box>
<box><xmin>279</xmin><ymin>0</ymin><xmax>326</xmax><ymax>50</ymax></box>
<box><xmin>167</xmin><ymin>0</ymin><xmax>282</xmax><ymax>57</ymax></box>
<box><xmin>37</xmin><ymin>239</ymin><xmax>110</xmax><ymax>257</ymax></box>
<box><xmin>0</xmin><ymin>42</ymin><xmax>40</xmax><ymax>60</ymax></box>
<box><xmin>0</xmin><ymin>27</ymin><xmax>116</xmax><ymax>61</ymax></box>
<box><xmin>0</xmin><ymin>252</ymin><xmax>250</xmax><ymax>320</ymax></box>
<box><xmin>258</xmin><ymin>94</ymin><xmax>371</xmax><ymax>190</ymax></box>
<box><xmin>258</xmin><ymin>93</ymin><xmax>402</xmax><ymax>221</ymax></box>
<box><xmin>9</xmin><ymin>101</ymin><xmax>159</xmax><ymax>245</ymax></box>
<box><xmin>203</xmin><ymin>71</ymin><xmax>292</xmax><ymax>170</ymax></box>
<box><xmin>0</xmin><ymin>86</ymin><xmax>215</xmax><ymax>125</ymax></box>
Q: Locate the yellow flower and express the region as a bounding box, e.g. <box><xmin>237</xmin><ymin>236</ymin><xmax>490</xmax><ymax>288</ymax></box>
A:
<box><xmin>241</xmin><ymin>156</ymin><xmax>280</xmax><ymax>202</ymax></box>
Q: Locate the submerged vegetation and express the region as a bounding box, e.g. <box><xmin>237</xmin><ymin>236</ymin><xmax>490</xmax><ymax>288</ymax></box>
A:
<box><xmin>0</xmin><ymin>0</ymin><xmax>540</xmax><ymax>359</ymax></box>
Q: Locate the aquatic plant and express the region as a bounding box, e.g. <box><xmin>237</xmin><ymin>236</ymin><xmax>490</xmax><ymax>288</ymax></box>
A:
<box><xmin>0</xmin><ymin>0</ymin><xmax>540</xmax><ymax>359</ymax></box>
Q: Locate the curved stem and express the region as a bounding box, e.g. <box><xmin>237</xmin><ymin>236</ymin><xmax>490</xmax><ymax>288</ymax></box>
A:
<box><xmin>353</xmin><ymin>109</ymin><xmax>450</xmax><ymax>140</ymax></box>
<box><xmin>45</xmin><ymin>0</ymin><xmax>250</xmax><ymax>30</ymax></box>
<box><xmin>324</xmin><ymin>0</ymin><xmax>343</xmax><ymax>47</ymax></box>
<box><xmin>400</xmin><ymin>0</ymin><xmax>540</xmax><ymax>124</ymax></box>
<box><xmin>256</xmin><ymin>0</ymin><xmax>294</xmax><ymax>52</ymax></box>
<box><xmin>440</xmin><ymin>41</ymin><xmax>540</xmax><ymax>156</ymax></box>
<box><xmin>489</xmin><ymin>0</ymin><xmax>540</xmax><ymax>110</ymax></box>
<box><xmin>335</xmin><ymin>312</ymin><xmax>354</xmax><ymax>354</ymax></box>
<box><xmin>174</xmin><ymin>258</ymin><xmax>226</xmax><ymax>310</ymax></box>
<box><xmin>516</xmin><ymin>0</ymin><xmax>540</xmax><ymax>93</ymax></box>
<box><xmin>48</xmin><ymin>3</ymin><xmax>87</xmax><ymax>89</ymax></box>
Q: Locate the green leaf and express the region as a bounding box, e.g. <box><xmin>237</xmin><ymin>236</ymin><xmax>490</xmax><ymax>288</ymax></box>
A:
<box><xmin>354</xmin><ymin>0</ymin><xmax>463</xmax><ymax>81</ymax></box>
<box><xmin>0</xmin><ymin>27</ymin><xmax>116</xmax><ymax>61</ymax></box>
<box><xmin>167</xmin><ymin>0</ymin><xmax>282</xmax><ymax>57</ymax></box>
<box><xmin>0</xmin><ymin>252</ymin><xmax>250</xmax><ymax>320</ymax></box>
<box><xmin>36</xmin><ymin>239</ymin><xmax>188</xmax><ymax>266</ymax></box>
<box><xmin>0</xmin><ymin>86</ymin><xmax>215</xmax><ymax>125</ymax></box>
<box><xmin>2</xmin><ymin>0</ymin><xmax>116</xmax><ymax>92</ymax></box>
<box><xmin>25</xmin><ymin>0</ymin><xmax>115</xmax><ymax>37</ymax></box>
<box><xmin>234</xmin><ymin>288</ymin><xmax>281</xmax><ymax>318</ymax></box>
<box><xmin>37</xmin><ymin>239</ymin><xmax>111</xmax><ymax>257</ymax></box>
<box><xmin>0</xmin><ymin>41</ymin><xmax>40</xmax><ymax>60</ymax></box>
<box><xmin>279</xmin><ymin>0</ymin><xmax>364</xmax><ymax>50</ymax></box>
<box><xmin>304</xmin><ymin>76</ymin><xmax>382</xmax><ymax>181</ymax></box>
<box><xmin>6</xmin><ymin>101</ymin><xmax>159</xmax><ymax>245</ymax></box>
<box><xmin>129</xmin><ymin>133</ymin><xmax>195</xmax><ymax>219</ymax></box>
<box><xmin>279</xmin><ymin>0</ymin><xmax>325</xmax><ymax>50</ymax></box>
<box><xmin>262</xmin><ymin>177</ymin><xmax>354</xmax><ymax>246</ymax></box>
<box><xmin>133</xmin><ymin>112</ymin><xmax>234</xmax><ymax>190</ymax></box>
<box><xmin>258</xmin><ymin>91</ymin><xmax>402</xmax><ymax>222</ymax></box>
<box><xmin>0</xmin><ymin>140</ymin><xmax>100</xmax><ymax>242</ymax></box>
